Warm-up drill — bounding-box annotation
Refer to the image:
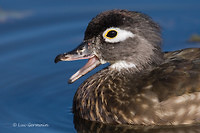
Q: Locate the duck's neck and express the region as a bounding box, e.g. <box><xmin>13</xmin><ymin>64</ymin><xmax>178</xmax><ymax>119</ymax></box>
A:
<box><xmin>109</xmin><ymin>49</ymin><xmax>164</xmax><ymax>74</ymax></box>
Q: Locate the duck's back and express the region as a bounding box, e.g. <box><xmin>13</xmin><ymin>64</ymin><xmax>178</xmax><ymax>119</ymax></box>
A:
<box><xmin>148</xmin><ymin>48</ymin><xmax>200</xmax><ymax>125</ymax></box>
<box><xmin>149</xmin><ymin>48</ymin><xmax>200</xmax><ymax>101</ymax></box>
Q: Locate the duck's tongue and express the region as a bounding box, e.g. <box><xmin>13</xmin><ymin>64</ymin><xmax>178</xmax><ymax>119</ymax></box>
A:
<box><xmin>54</xmin><ymin>42</ymin><xmax>101</xmax><ymax>83</ymax></box>
<box><xmin>68</xmin><ymin>56</ymin><xmax>100</xmax><ymax>83</ymax></box>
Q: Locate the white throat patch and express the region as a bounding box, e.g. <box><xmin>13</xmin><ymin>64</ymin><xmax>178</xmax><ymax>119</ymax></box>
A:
<box><xmin>110</xmin><ymin>61</ymin><xmax>136</xmax><ymax>71</ymax></box>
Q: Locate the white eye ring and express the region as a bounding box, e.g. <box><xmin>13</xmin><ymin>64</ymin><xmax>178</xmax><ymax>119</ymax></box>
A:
<box><xmin>102</xmin><ymin>27</ymin><xmax>134</xmax><ymax>43</ymax></box>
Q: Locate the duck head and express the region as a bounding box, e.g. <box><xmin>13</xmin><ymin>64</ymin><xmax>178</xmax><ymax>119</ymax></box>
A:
<box><xmin>55</xmin><ymin>10</ymin><xmax>163</xmax><ymax>83</ymax></box>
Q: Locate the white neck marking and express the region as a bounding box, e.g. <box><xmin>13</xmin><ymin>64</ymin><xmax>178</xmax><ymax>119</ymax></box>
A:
<box><xmin>110</xmin><ymin>61</ymin><xmax>136</xmax><ymax>71</ymax></box>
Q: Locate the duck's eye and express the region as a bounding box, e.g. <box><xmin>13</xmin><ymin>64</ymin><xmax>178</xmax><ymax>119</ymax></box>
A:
<box><xmin>103</xmin><ymin>27</ymin><xmax>134</xmax><ymax>43</ymax></box>
<box><xmin>105</xmin><ymin>30</ymin><xmax>118</xmax><ymax>39</ymax></box>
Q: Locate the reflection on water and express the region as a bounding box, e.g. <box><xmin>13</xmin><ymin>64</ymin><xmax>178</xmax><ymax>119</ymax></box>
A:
<box><xmin>0</xmin><ymin>9</ymin><xmax>32</xmax><ymax>22</ymax></box>
<box><xmin>0</xmin><ymin>0</ymin><xmax>200</xmax><ymax>133</ymax></box>
<box><xmin>74</xmin><ymin>116</ymin><xmax>200</xmax><ymax>133</ymax></box>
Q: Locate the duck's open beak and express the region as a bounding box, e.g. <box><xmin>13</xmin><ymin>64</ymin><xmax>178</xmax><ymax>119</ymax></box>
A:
<box><xmin>54</xmin><ymin>42</ymin><xmax>101</xmax><ymax>83</ymax></box>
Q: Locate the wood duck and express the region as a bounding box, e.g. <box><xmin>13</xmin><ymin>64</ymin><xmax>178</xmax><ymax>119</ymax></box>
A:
<box><xmin>55</xmin><ymin>10</ymin><xmax>200</xmax><ymax>125</ymax></box>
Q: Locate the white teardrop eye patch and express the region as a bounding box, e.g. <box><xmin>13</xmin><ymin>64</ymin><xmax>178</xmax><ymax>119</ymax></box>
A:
<box><xmin>103</xmin><ymin>27</ymin><xmax>134</xmax><ymax>43</ymax></box>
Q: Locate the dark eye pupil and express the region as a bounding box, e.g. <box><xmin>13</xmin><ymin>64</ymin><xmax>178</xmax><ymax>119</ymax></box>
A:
<box><xmin>106</xmin><ymin>30</ymin><xmax>117</xmax><ymax>38</ymax></box>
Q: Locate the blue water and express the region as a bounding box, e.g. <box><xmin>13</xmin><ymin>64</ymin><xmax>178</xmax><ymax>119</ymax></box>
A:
<box><xmin>0</xmin><ymin>0</ymin><xmax>200</xmax><ymax>133</ymax></box>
